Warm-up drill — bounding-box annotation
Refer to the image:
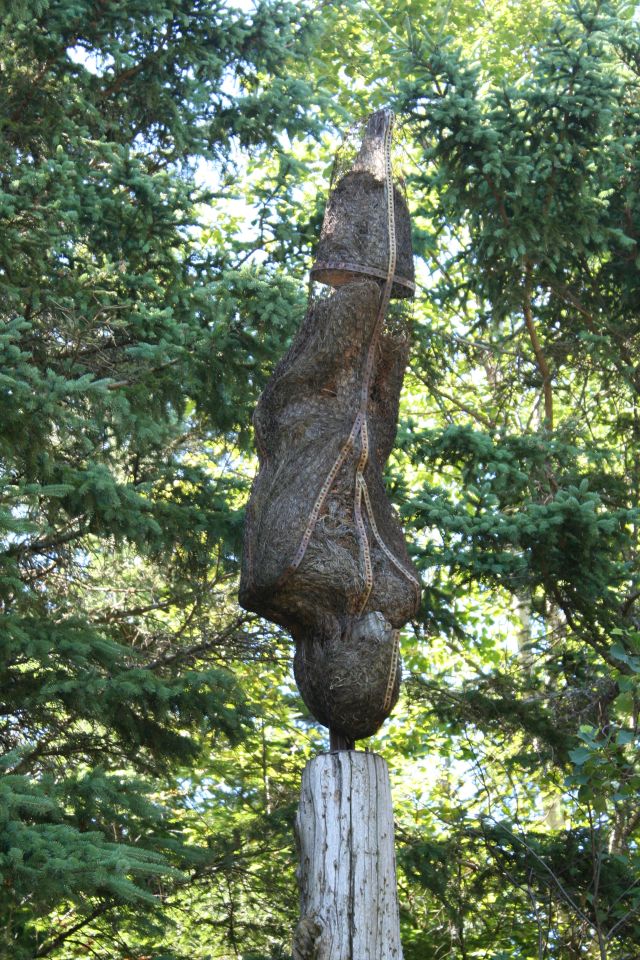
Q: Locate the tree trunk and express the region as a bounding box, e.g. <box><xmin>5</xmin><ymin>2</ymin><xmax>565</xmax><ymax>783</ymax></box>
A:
<box><xmin>293</xmin><ymin>751</ymin><xmax>403</xmax><ymax>960</ymax></box>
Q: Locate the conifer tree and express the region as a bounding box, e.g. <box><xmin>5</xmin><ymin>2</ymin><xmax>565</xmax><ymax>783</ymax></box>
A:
<box><xmin>388</xmin><ymin>3</ymin><xmax>640</xmax><ymax>954</ymax></box>
<box><xmin>0</xmin><ymin>2</ymin><xmax>320</xmax><ymax>956</ymax></box>
<box><xmin>5</xmin><ymin>1</ymin><xmax>640</xmax><ymax>957</ymax></box>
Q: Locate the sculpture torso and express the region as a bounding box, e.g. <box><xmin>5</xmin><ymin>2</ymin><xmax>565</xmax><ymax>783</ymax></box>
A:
<box><xmin>239</xmin><ymin>111</ymin><xmax>420</xmax><ymax>742</ymax></box>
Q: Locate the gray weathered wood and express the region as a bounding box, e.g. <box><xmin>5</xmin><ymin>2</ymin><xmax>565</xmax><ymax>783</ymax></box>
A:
<box><xmin>293</xmin><ymin>751</ymin><xmax>403</xmax><ymax>960</ymax></box>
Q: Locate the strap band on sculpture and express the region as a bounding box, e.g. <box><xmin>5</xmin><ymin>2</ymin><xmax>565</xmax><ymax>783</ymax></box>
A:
<box><xmin>354</xmin><ymin>109</ymin><xmax>396</xmax><ymax>610</ymax></box>
<box><xmin>281</xmin><ymin>110</ymin><xmax>418</xmax><ymax>628</ymax></box>
<box><xmin>382</xmin><ymin>629</ymin><xmax>401</xmax><ymax>713</ymax></box>
<box><xmin>357</xmin><ymin>472</ymin><xmax>421</xmax><ymax>600</ymax></box>
<box><xmin>310</xmin><ymin>259</ymin><xmax>416</xmax><ymax>294</ymax></box>
<box><xmin>276</xmin><ymin>412</ymin><xmax>363</xmax><ymax>588</ymax></box>
<box><xmin>355</xmin><ymin>418</ymin><xmax>373</xmax><ymax>614</ymax></box>
<box><xmin>373</xmin><ymin>112</ymin><xmax>402</xmax><ymax>713</ymax></box>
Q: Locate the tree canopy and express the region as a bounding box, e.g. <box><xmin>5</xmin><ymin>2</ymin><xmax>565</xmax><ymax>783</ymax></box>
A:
<box><xmin>1</xmin><ymin>1</ymin><xmax>639</xmax><ymax>958</ymax></box>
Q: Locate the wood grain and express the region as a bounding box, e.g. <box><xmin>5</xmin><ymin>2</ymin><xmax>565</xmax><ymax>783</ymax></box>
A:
<box><xmin>293</xmin><ymin>751</ymin><xmax>403</xmax><ymax>960</ymax></box>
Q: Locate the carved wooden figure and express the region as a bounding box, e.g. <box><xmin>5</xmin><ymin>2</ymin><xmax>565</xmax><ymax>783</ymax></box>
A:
<box><xmin>239</xmin><ymin>110</ymin><xmax>420</xmax><ymax>744</ymax></box>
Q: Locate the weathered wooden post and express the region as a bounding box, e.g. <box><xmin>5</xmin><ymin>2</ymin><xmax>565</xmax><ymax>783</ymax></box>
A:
<box><xmin>240</xmin><ymin>110</ymin><xmax>417</xmax><ymax>958</ymax></box>
<box><xmin>293</xmin><ymin>751</ymin><xmax>402</xmax><ymax>959</ymax></box>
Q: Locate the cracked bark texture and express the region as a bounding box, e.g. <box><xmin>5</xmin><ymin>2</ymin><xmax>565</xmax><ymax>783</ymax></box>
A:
<box><xmin>293</xmin><ymin>751</ymin><xmax>402</xmax><ymax>960</ymax></box>
<box><xmin>239</xmin><ymin>111</ymin><xmax>420</xmax><ymax>741</ymax></box>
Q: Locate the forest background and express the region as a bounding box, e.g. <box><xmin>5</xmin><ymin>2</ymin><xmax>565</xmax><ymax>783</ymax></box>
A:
<box><xmin>1</xmin><ymin>0</ymin><xmax>640</xmax><ymax>957</ymax></box>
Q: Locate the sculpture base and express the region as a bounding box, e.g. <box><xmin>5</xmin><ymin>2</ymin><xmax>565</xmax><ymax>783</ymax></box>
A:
<box><xmin>293</xmin><ymin>751</ymin><xmax>403</xmax><ymax>960</ymax></box>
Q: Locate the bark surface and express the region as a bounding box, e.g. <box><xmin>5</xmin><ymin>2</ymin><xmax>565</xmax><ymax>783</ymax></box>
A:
<box><xmin>239</xmin><ymin>110</ymin><xmax>420</xmax><ymax>741</ymax></box>
<box><xmin>239</xmin><ymin>279</ymin><xmax>420</xmax><ymax>738</ymax></box>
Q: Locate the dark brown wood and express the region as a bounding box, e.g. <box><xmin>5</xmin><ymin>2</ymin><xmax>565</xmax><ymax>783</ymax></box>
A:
<box><xmin>239</xmin><ymin>111</ymin><xmax>420</xmax><ymax>742</ymax></box>
<box><xmin>239</xmin><ymin>280</ymin><xmax>419</xmax><ymax>740</ymax></box>
<box><xmin>329</xmin><ymin>729</ymin><xmax>354</xmax><ymax>751</ymax></box>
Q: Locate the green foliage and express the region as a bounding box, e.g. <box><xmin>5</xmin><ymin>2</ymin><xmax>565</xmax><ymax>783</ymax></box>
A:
<box><xmin>383</xmin><ymin>3</ymin><xmax>640</xmax><ymax>956</ymax></box>
<box><xmin>3</xmin><ymin>0</ymin><xmax>640</xmax><ymax>958</ymax></box>
<box><xmin>0</xmin><ymin>1</ymin><xmax>321</xmax><ymax>956</ymax></box>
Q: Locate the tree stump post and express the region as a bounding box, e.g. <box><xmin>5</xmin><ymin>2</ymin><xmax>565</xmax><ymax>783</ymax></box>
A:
<box><xmin>293</xmin><ymin>750</ymin><xmax>403</xmax><ymax>960</ymax></box>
